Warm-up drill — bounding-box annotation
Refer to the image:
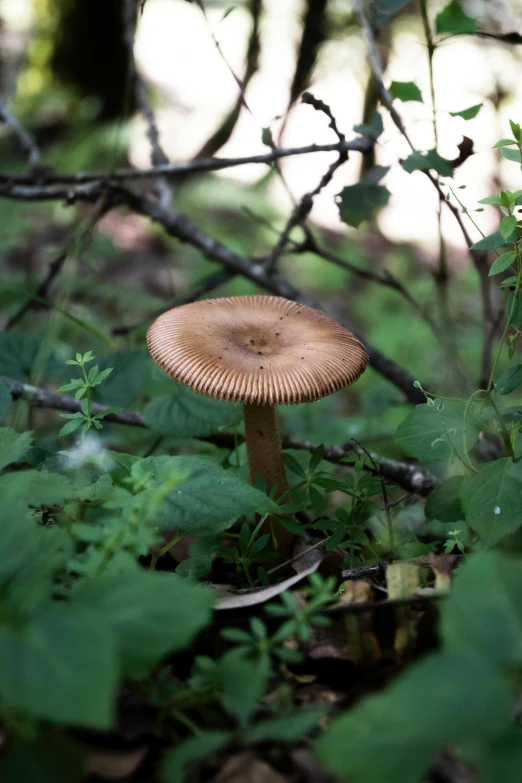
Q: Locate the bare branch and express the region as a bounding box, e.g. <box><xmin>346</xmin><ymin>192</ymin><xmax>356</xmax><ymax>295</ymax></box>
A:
<box><xmin>0</xmin><ymin>140</ymin><xmax>372</xmax><ymax>188</ymax></box>
<box><xmin>0</xmin><ymin>100</ymin><xmax>41</xmax><ymax>168</ymax></box>
<box><xmin>0</xmin><ymin>375</ymin><xmax>437</xmax><ymax>494</ymax></box>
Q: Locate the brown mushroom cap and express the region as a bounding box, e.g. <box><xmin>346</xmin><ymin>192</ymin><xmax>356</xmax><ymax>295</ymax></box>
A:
<box><xmin>147</xmin><ymin>295</ymin><xmax>368</xmax><ymax>405</ymax></box>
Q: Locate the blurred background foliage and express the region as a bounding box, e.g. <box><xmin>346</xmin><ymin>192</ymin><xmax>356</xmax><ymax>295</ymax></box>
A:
<box><xmin>0</xmin><ymin>0</ymin><xmax>521</xmax><ymax>467</ymax></box>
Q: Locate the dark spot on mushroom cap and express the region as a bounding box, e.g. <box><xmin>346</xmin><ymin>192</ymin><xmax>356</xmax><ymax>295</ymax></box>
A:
<box><xmin>258</xmin><ymin>430</ymin><xmax>264</xmax><ymax>437</ymax></box>
<box><xmin>250</xmin><ymin>339</ymin><xmax>255</xmax><ymax>345</ymax></box>
<box><xmin>301</xmin><ymin>357</ymin><xmax>304</xmax><ymax>359</ymax></box>
<box><xmin>258</xmin><ymin>351</ymin><xmax>263</xmax><ymax>355</ymax></box>
<box><xmin>275</xmin><ymin>333</ymin><xmax>279</xmax><ymax>337</ymax></box>
<box><xmin>260</xmin><ymin>366</ymin><xmax>264</xmax><ymax>369</ymax></box>
<box><xmin>280</xmin><ymin>317</ymin><xmax>283</xmax><ymax>320</ymax></box>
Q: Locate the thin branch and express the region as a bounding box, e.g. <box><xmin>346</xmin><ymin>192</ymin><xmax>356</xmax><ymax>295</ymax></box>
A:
<box><xmin>0</xmin><ymin>375</ymin><xmax>437</xmax><ymax>494</ymax></box>
<box><xmin>0</xmin><ymin>140</ymin><xmax>372</xmax><ymax>188</ymax></box>
<box><xmin>0</xmin><ymin>100</ymin><xmax>41</xmax><ymax>168</ymax></box>
<box><xmin>122</xmin><ymin>0</ymin><xmax>170</xmax><ymax>207</ymax></box>
<box><xmin>112</xmin><ymin>268</ymin><xmax>235</xmax><ymax>335</ymax></box>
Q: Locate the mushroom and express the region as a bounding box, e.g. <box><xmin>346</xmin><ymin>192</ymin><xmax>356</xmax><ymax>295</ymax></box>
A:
<box><xmin>147</xmin><ymin>295</ymin><xmax>368</xmax><ymax>555</ymax></box>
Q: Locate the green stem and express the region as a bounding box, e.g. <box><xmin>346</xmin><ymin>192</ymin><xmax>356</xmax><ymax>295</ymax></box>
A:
<box><xmin>486</xmin><ymin>392</ymin><xmax>514</xmax><ymax>459</ymax></box>
<box><xmin>487</xmin><ymin>243</ymin><xmax>522</xmax><ymax>391</ymax></box>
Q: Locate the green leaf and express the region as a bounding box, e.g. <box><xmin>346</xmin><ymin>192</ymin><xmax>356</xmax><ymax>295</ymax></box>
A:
<box><xmin>424</xmin><ymin>475</ymin><xmax>463</xmax><ymax>522</ymax></box>
<box><xmin>0</xmin><ymin>734</ymin><xmax>85</xmax><ymax>783</ymax></box>
<box><xmin>132</xmin><ymin>455</ymin><xmax>278</xmax><ymax>533</ymax></box>
<box><xmin>389</xmin><ymin>81</ymin><xmax>423</xmax><ymax>103</ymax></box>
<box><xmin>282</xmin><ymin>451</ymin><xmax>307</xmax><ymax>478</ymax></box>
<box><xmin>0</xmin><ymin>384</ymin><xmax>12</xmax><ymax>421</ymax></box>
<box><xmin>461</xmin><ymin>459</ymin><xmax>522</xmax><ymax>546</ymax></box>
<box><xmin>0</xmin><ymin>603</ymin><xmax>117</xmax><ymax>727</ymax></box>
<box><xmin>337</xmin><ymin>182</ymin><xmax>390</xmax><ymax>228</ymax></box>
<box><xmin>401</xmin><ymin>149</ymin><xmax>453</xmax><ymax>177</ymax></box>
<box><xmin>394</xmin><ymin>401</ymin><xmax>480</xmax><ymax>461</ymax></box>
<box><xmin>315</xmin><ymin>650</ymin><xmax>510</xmax><ymax>783</ymax></box>
<box><xmin>502</xmin><ymin>147</ymin><xmax>522</xmax><ymax>163</ymax></box>
<box><xmin>479</xmin><ymin>195</ymin><xmax>504</xmax><ymax>206</ymax></box>
<box><xmin>0</xmin><ymin>470</ymin><xmax>75</xmax><ymax>508</ymax></box>
<box><xmin>59</xmin><ymin>419</ymin><xmax>83</xmax><ymax>437</ymax></box>
<box><xmin>94</xmin><ymin>349</ymin><xmax>147</xmax><ymax>406</ymax></box>
<box><xmin>75</xmin><ymin>570</ymin><xmax>213</xmax><ymax>677</ymax></box>
<box><xmin>160</xmin><ymin>732</ymin><xmax>231</xmax><ymax>783</ymax></box>
<box><xmin>353</xmin><ymin>111</ymin><xmax>384</xmax><ymax>140</ymax></box>
<box><xmin>489</xmin><ymin>251</ymin><xmax>517</xmax><ymax>276</ymax></box>
<box><xmin>493</xmin><ymin>139</ymin><xmax>517</xmax><ymax>148</ymax></box>
<box><xmin>495</xmin><ymin>365</ymin><xmax>522</xmax><ymax>395</ymax></box>
<box><xmin>435</xmin><ymin>0</ymin><xmax>477</xmax><ymax>35</ymax></box>
<box><xmin>500</xmin><ymin>215</ymin><xmax>517</xmax><ymax>240</ymax></box>
<box><xmin>144</xmin><ymin>385</ymin><xmax>240</xmax><ymax>438</ymax></box>
<box><xmin>441</xmin><ymin>551</ymin><xmax>522</xmax><ymax>668</ymax></box>
<box><xmin>506</xmin><ymin>290</ymin><xmax>522</xmax><ymax>329</ymax></box>
<box><xmin>218</xmin><ymin>649</ymin><xmax>269</xmax><ymax>724</ymax></box>
<box><xmin>0</xmin><ymin>329</ymin><xmax>61</xmax><ymax>381</ymax></box>
<box><xmin>244</xmin><ymin>707</ymin><xmax>328</xmax><ymax>743</ymax></box>
<box><xmin>466</xmin><ymin>727</ymin><xmax>522</xmax><ymax>783</ymax></box>
<box><xmin>449</xmin><ymin>103</ymin><xmax>482</xmax><ymax>120</ymax></box>
<box><xmin>0</xmin><ymin>427</ymin><xmax>32</xmax><ymax>470</ymax></box>
<box><xmin>471</xmin><ymin>230</ymin><xmax>510</xmax><ymax>250</ymax></box>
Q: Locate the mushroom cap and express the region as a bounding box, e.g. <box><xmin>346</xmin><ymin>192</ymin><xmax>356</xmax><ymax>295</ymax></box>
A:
<box><xmin>147</xmin><ymin>295</ymin><xmax>368</xmax><ymax>405</ymax></box>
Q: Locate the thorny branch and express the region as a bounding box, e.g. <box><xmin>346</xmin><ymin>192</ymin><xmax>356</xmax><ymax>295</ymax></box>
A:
<box><xmin>0</xmin><ymin>375</ymin><xmax>437</xmax><ymax>495</ymax></box>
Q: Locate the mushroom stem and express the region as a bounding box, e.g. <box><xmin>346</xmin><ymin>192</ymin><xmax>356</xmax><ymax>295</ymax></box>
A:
<box><xmin>243</xmin><ymin>403</ymin><xmax>294</xmax><ymax>555</ymax></box>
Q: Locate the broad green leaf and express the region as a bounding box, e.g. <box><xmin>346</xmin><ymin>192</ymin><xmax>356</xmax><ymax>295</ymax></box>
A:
<box><xmin>160</xmin><ymin>732</ymin><xmax>231</xmax><ymax>783</ymax></box>
<box><xmin>218</xmin><ymin>649</ymin><xmax>269</xmax><ymax>724</ymax></box>
<box><xmin>495</xmin><ymin>365</ymin><xmax>522</xmax><ymax>395</ymax></box>
<box><xmin>502</xmin><ymin>147</ymin><xmax>522</xmax><ymax>163</ymax></box>
<box><xmin>401</xmin><ymin>149</ymin><xmax>453</xmax><ymax>177</ymax></box>
<box><xmin>0</xmin><ymin>383</ymin><xmax>11</xmax><ymax>420</ymax></box>
<box><xmin>0</xmin><ymin>604</ymin><xmax>117</xmax><ymax>727</ymax></box>
<box><xmin>465</xmin><ymin>728</ymin><xmax>522</xmax><ymax>783</ymax></box>
<box><xmin>424</xmin><ymin>475</ymin><xmax>463</xmax><ymax>522</ymax></box>
<box><xmin>75</xmin><ymin>570</ymin><xmax>214</xmax><ymax>677</ymax></box>
<box><xmin>176</xmin><ymin>555</ymin><xmax>213</xmax><ymax>580</ymax></box>
<box><xmin>353</xmin><ymin>111</ymin><xmax>384</xmax><ymax>140</ymax></box>
<box><xmin>0</xmin><ymin>470</ymin><xmax>74</xmax><ymax>507</ymax></box>
<box><xmin>435</xmin><ymin>0</ymin><xmax>476</xmax><ymax>34</ymax></box>
<box><xmin>506</xmin><ymin>290</ymin><xmax>522</xmax><ymax>329</ymax></box>
<box><xmin>244</xmin><ymin>707</ymin><xmax>328</xmax><ymax>743</ymax></box>
<box><xmin>315</xmin><ymin>650</ymin><xmax>510</xmax><ymax>783</ymax></box>
<box><xmin>489</xmin><ymin>251</ymin><xmax>517</xmax><ymax>276</ymax></box>
<box><xmin>461</xmin><ymin>459</ymin><xmax>522</xmax><ymax>546</ymax></box>
<box><xmin>0</xmin><ymin>329</ymin><xmax>61</xmax><ymax>381</ymax></box>
<box><xmin>478</xmin><ymin>195</ymin><xmax>504</xmax><ymax>206</ymax></box>
<box><xmin>449</xmin><ymin>103</ymin><xmax>482</xmax><ymax>120</ymax></box>
<box><xmin>471</xmin><ymin>230</ymin><xmax>510</xmax><ymax>250</ymax></box>
<box><xmin>337</xmin><ymin>182</ymin><xmax>390</xmax><ymax>228</ymax></box>
<box><xmin>0</xmin><ymin>427</ymin><xmax>32</xmax><ymax>470</ymax></box>
<box><xmin>500</xmin><ymin>215</ymin><xmax>517</xmax><ymax>240</ymax></box>
<box><xmin>441</xmin><ymin>551</ymin><xmax>522</xmax><ymax>667</ymax></box>
<box><xmin>132</xmin><ymin>455</ymin><xmax>277</xmax><ymax>533</ymax></box>
<box><xmin>144</xmin><ymin>385</ymin><xmax>240</xmax><ymax>438</ymax></box>
<box><xmin>389</xmin><ymin>81</ymin><xmax>423</xmax><ymax>103</ymax></box>
<box><xmin>394</xmin><ymin>401</ymin><xmax>480</xmax><ymax>461</ymax></box>
<box><xmin>0</xmin><ymin>734</ymin><xmax>84</xmax><ymax>783</ymax></box>
<box><xmin>94</xmin><ymin>349</ymin><xmax>147</xmax><ymax>406</ymax></box>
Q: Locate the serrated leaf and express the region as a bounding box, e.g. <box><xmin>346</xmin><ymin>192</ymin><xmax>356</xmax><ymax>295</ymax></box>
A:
<box><xmin>0</xmin><ymin>427</ymin><xmax>32</xmax><ymax>470</ymax></box>
<box><xmin>471</xmin><ymin>230</ymin><xmax>510</xmax><ymax>250</ymax></box>
<box><xmin>75</xmin><ymin>570</ymin><xmax>214</xmax><ymax>677</ymax></box>
<box><xmin>0</xmin><ymin>603</ymin><xmax>117</xmax><ymax>727</ymax></box>
<box><xmin>461</xmin><ymin>459</ymin><xmax>522</xmax><ymax>546</ymax></box>
<box><xmin>394</xmin><ymin>401</ymin><xmax>480</xmax><ymax>461</ymax></box>
<box><xmin>435</xmin><ymin>0</ymin><xmax>476</xmax><ymax>35</ymax></box>
<box><xmin>0</xmin><ymin>329</ymin><xmax>61</xmax><ymax>381</ymax></box>
<box><xmin>401</xmin><ymin>149</ymin><xmax>453</xmax><ymax>177</ymax></box>
<box><xmin>337</xmin><ymin>182</ymin><xmax>390</xmax><ymax>228</ymax></box>
<box><xmin>144</xmin><ymin>385</ymin><xmax>240</xmax><ymax>438</ymax></box>
<box><xmin>441</xmin><ymin>551</ymin><xmax>522</xmax><ymax>667</ymax></box>
<box><xmin>425</xmin><ymin>475</ymin><xmax>463</xmax><ymax>522</ymax></box>
<box><xmin>93</xmin><ymin>349</ymin><xmax>147</xmax><ymax>406</ymax></box>
<box><xmin>489</xmin><ymin>251</ymin><xmax>517</xmax><ymax>276</ymax></box>
<box><xmin>315</xmin><ymin>650</ymin><xmax>510</xmax><ymax>783</ymax></box>
<box><xmin>449</xmin><ymin>103</ymin><xmax>482</xmax><ymax>120</ymax></box>
<box><xmin>132</xmin><ymin>455</ymin><xmax>278</xmax><ymax>533</ymax></box>
<box><xmin>389</xmin><ymin>81</ymin><xmax>423</xmax><ymax>103</ymax></box>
